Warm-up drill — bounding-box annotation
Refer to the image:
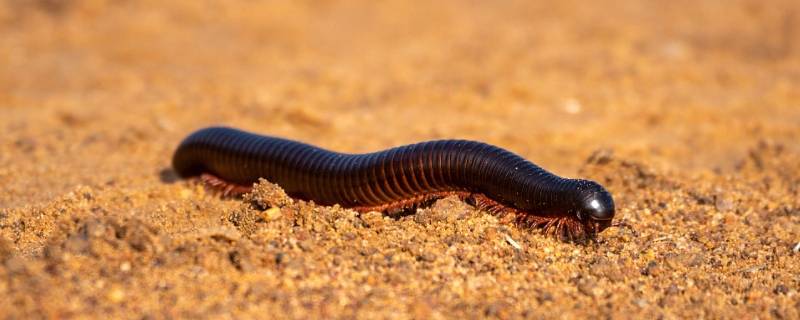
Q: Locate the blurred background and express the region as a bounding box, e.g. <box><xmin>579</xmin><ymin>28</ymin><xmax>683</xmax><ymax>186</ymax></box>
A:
<box><xmin>1</xmin><ymin>0</ymin><xmax>798</xmax><ymax>203</ymax></box>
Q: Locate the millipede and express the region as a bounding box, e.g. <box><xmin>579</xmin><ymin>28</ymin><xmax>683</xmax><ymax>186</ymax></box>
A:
<box><xmin>172</xmin><ymin>126</ymin><xmax>618</xmax><ymax>240</ymax></box>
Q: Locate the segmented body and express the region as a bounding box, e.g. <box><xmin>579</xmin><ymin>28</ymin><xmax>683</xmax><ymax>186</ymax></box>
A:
<box><xmin>172</xmin><ymin>126</ymin><xmax>615</xmax><ymax>239</ymax></box>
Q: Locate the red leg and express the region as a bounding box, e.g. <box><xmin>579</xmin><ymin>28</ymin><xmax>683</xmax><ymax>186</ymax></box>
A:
<box><xmin>466</xmin><ymin>193</ymin><xmax>522</xmax><ymax>224</ymax></box>
<box><xmin>200</xmin><ymin>173</ymin><xmax>253</xmax><ymax>196</ymax></box>
<box><xmin>350</xmin><ymin>191</ymin><xmax>472</xmax><ymax>215</ymax></box>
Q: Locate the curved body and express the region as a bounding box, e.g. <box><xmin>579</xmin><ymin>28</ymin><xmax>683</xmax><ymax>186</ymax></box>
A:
<box><xmin>172</xmin><ymin>126</ymin><xmax>616</xmax><ymax>238</ymax></box>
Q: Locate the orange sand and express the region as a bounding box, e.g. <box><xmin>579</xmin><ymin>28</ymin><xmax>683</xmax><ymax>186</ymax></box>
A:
<box><xmin>1</xmin><ymin>1</ymin><xmax>798</xmax><ymax>318</ymax></box>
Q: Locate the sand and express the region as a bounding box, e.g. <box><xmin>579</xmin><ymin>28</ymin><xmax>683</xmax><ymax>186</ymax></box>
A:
<box><xmin>1</xmin><ymin>0</ymin><xmax>799</xmax><ymax>318</ymax></box>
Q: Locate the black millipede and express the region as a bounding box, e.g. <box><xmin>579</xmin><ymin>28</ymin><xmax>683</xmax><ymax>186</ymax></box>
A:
<box><xmin>172</xmin><ymin>126</ymin><xmax>617</xmax><ymax>240</ymax></box>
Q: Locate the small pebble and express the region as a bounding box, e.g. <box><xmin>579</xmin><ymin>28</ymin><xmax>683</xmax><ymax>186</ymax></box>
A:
<box><xmin>504</xmin><ymin>234</ymin><xmax>522</xmax><ymax>250</ymax></box>
<box><xmin>264</xmin><ymin>207</ymin><xmax>282</xmax><ymax>221</ymax></box>
<box><xmin>108</xmin><ymin>287</ymin><xmax>126</xmax><ymax>303</ymax></box>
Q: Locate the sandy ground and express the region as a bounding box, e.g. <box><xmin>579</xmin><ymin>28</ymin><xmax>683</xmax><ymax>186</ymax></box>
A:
<box><xmin>1</xmin><ymin>0</ymin><xmax>799</xmax><ymax>318</ymax></box>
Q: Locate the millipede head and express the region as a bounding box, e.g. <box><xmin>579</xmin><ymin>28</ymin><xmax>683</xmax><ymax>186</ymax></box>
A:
<box><xmin>573</xmin><ymin>180</ymin><xmax>615</xmax><ymax>234</ymax></box>
<box><xmin>514</xmin><ymin>179</ymin><xmax>617</xmax><ymax>241</ymax></box>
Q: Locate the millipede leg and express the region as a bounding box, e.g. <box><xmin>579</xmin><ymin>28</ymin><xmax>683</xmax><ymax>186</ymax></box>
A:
<box><xmin>200</xmin><ymin>173</ymin><xmax>253</xmax><ymax>196</ymax></box>
<box><xmin>350</xmin><ymin>191</ymin><xmax>471</xmax><ymax>215</ymax></box>
<box><xmin>467</xmin><ymin>193</ymin><xmax>520</xmax><ymax>224</ymax></box>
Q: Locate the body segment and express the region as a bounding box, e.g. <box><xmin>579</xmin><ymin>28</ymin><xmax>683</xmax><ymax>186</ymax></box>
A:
<box><xmin>172</xmin><ymin>126</ymin><xmax>616</xmax><ymax>238</ymax></box>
